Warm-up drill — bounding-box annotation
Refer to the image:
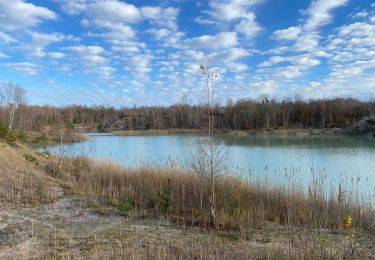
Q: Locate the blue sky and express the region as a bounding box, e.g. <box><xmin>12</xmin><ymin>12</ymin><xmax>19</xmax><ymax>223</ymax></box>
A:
<box><xmin>0</xmin><ymin>0</ymin><xmax>374</xmax><ymax>107</ymax></box>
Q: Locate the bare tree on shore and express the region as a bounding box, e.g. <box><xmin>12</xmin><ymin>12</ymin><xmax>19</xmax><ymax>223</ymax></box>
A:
<box><xmin>1</xmin><ymin>81</ymin><xmax>26</xmax><ymax>130</ymax></box>
<box><xmin>191</xmin><ymin>55</ymin><xmax>228</xmax><ymax>227</ymax></box>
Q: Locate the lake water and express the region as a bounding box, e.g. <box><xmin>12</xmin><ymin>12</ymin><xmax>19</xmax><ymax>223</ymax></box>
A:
<box><xmin>44</xmin><ymin>133</ymin><xmax>375</xmax><ymax>199</ymax></box>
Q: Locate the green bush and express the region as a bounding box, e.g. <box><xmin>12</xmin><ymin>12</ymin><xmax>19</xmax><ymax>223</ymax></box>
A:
<box><xmin>66</xmin><ymin>121</ymin><xmax>75</xmax><ymax>130</ymax></box>
<box><xmin>0</xmin><ymin>121</ymin><xmax>17</xmax><ymax>144</ymax></box>
<box><xmin>110</xmin><ymin>193</ymin><xmax>135</xmax><ymax>213</ymax></box>
<box><xmin>17</xmin><ymin>130</ymin><xmax>27</xmax><ymax>142</ymax></box>
<box><xmin>145</xmin><ymin>122</ymin><xmax>152</xmax><ymax>130</ymax></box>
<box><xmin>0</xmin><ymin>121</ymin><xmax>8</xmax><ymax>139</ymax></box>
<box><xmin>34</xmin><ymin>133</ymin><xmax>48</xmax><ymax>145</ymax></box>
<box><xmin>118</xmin><ymin>193</ymin><xmax>135</xmax><ymax>212</ymax></box>
<box><xmin>158</xmin><ymin>179</ymin><xmax>172</xmax><ymax>213</ymax></box>
<box><xmin>6</xmin><ymin>132</ymin><xmax>17</xmax><ymax>144</ymax></box>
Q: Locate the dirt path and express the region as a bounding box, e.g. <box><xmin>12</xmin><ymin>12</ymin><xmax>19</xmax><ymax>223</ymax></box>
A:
<box><xmin>0</xmin><ymin>198</ymin><xmax>124</xmax><ymax>259</ymax></box>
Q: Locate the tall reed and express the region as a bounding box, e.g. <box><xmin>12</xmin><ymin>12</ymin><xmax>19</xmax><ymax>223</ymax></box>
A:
<box><xmin>60</xmin><ymin>156</ymin><xmax>375</xmax><ymax>234</ymax></box>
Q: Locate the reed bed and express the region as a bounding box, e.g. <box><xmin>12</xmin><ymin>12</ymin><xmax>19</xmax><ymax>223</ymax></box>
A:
<box><xmin>60</xmin><ymin>156</ymin><xmax>375</xmax><ymax>234</ymax></box>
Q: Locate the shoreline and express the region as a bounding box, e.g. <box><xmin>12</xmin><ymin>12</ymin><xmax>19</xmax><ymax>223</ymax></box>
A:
<box><xmin>24</xmin><ymin>130</ymin><xmax>87</xmax><ymax>148</ymax></box>
<box><xmin>108</xmin><ymin>127</ymin><xmax>346</xmax><ymax>137</ymax></box>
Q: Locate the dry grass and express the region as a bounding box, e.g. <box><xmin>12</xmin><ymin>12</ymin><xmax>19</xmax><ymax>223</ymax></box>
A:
<box><xmin>0</xmin><ymin>142</ymin><xmax>60</xmax><ymax>204</ymax></box>
<box><xmin>59</xmin><ymin>156</ymin><xmax>375</xmax><ymax>234</ymax></box>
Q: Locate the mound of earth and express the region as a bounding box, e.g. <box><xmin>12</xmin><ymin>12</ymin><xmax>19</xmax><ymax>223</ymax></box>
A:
<box><xmin>348</xmin><ymin>117</ymin><xmax>375</xmax><ymax>136</ymax></box>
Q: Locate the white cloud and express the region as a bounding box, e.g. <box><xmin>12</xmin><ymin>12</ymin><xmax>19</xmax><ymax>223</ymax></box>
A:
<box><xmin>304</xmin><ymin>0</ymin><xmax>349</xmax><ymax>31</ymax></box>
<box><xmin>227</xmin><ymin>63</ymin><xmax>248</xmax><ymax>72</ymax></box>
<box><xmin>259</xmin><ymin>65</ymin><xmax>305</xmax><ymax>79</ymax></box>
<box><xmin>205</xmin><ymin>0</ymin><xmax>264</xmax><ymax>37</ymax></box>
<box><xmin>54</xmin><ymin>0</ymin><xmax>88</xmax><ymax>15</ymax></box>
<box><xmin>0</xmin><ymin>52</ymin><xmax>10</xmax><ymax>58</ymax></box>
<box><xmin>124</xmin><ymin>55</ymin><xmax>153</xmax><ymax>74</ymax></box>
<box><xmin>351</xmin><ymin>11</ymin><xmax>368</xmax><ymax>19</ymax></box>
<box><xmin>295</xmin><ymin>58</ymin><xmax>375</xmax><ymax>99</ymax></box>
<box><xmin>0</xmin><ymin>0</ymin><xmax>56</xmax><ymax>31</ymax></box>
<box><xmin>184</xmin><ymin>32</ymin><xmax>238</xmax><ymax>49</ymax></box>
<box><xmin>111</xmin><ymin>45</ymin><xmax>141</xmax><ymax>54</ymax></box>
<box><xmin>147</xmin><ymin>28</ymin><xmax>171</xmax><ymax>41</ymax></box>
<box><xmin>259</xmin><ymin>56</ymin><xmax>285</xmax><ymax>67</ymax></box>
<box><xmin>86</xmin><ymin>0</ymin><xmax>141</xmax><ymax>24</ymax></box>
<box><xmin>194</xmin><ymin>16</ymin><xmax>218</xmax><ymax>25</ymax></box>
<box><xmin>48</xmin><ymin>52</ymin><xmax>66</xmax><ymax>59</ymax></box>
<box><xmin>326</xmin><ymin>22</ymin><xmax>375</xmax><ymax>63</ymax></box>
<box><xmin>330</xmin><ymin>60</ymin><xmax>375</xmax><ymax>79</ymax></box>
<box><xmin>234</xmin><ymin>12</ymin><xmax>262</xmax><ymax>38</ymax></box>
<box><xmin>293</xmin><ymin>32</ymin><xmax>320</xmax><ymax>52</ymax></box>
<box><xmin>0</xmin><ymin>32</ymin><xmax>17</xmax><ymax>43</ymax></box>
<box><xmin>4</xmin><ymin>62</ymin><xmax>40</xmax><ymax>75</ymax></box>
<box><xmin>18</xmin><ymin>31</ymin><xmax>76</xmax><ymax>57</ymax></box>
<box><xmin>213</xmin><ymin>48</ymin><xmax>251</xmax><ymax>64</ymax></box>
<box><xmin>268</xmin><ymin>31</ymin><xmax>320</xmax><ymax>54</ymax></box>
<box><xmin>259</xmin><ymin>54</ymin><xmax>320</xmax><ymax>68</ymax></box>
<box><xmin>262</xmin><ymin>11</ymin><xmax>375</xmax><ymax>99</ymax></box>
<box><xmin>55</xmin><ymin>0</ymin><xmax>182</xmax><ymax>61</ymax></box>
<box><xmin>141</xmin><ymin>6</ymin><xmax>179</xmax><ymax>30</ymax></box>
<box><xmin>66</xmin><ymin>45</ymin><xmax>107</xmax><ymax>65</ymax></box>
<box><xmin>146</xmin><ymin>28</ymin><xmax>184</xmax><ymax>47</ymax></box>
<box><xmin>294</xmin><ymin>55</ymin><xmax>321</xmax><ymax>67</ymax></box>
<box><xmin>78</xmin><ymin>1</ymin><xmax>164</xmax><ymax>50</ymax></box>
<box><xmin>83</xmin><ymin>23</ymin><xmax>136</xmax><ymax>44</ymax></box>
<box><xmin>207</xmin><ymin>0</ymin><xmax>262</xmax><ymax>21</ymax></box>
<box><xmin>97</xmin><ymin>66</ymin><xmax>117</xmax><ymax>78</ymax></box>
<box><xmin>269</xmin><ymin>0</ymin><xmax>351</xmax><ymax>78</ymax></box>
<box><xmin>270</xmin><ymin>0</ymin><xmax>347</xmax><ymax>56</ymax></box>
<box><xmin>339</xmin><ymin>22</ymin><xmax>374</xmax><ymax>36</ymax></box>
<box><xmin>104</xmin><ymin>24</ymin><xmax>136</xmax><ymax>41</ymax></box>
<box><xmin>182</xmin><ymin>49</ymin><xmax>206</xmax><ymax>61</ymax></box>
<box><xmin>257</xmin><ymin>54</ymin><xmax>321</xmax><ymax>81</ymax></box>
<box><xmin>272</xmin><ymin>26</ymin><xmax>301</xmax><ymax>41</ymax></box>
<box><xmin>30</xmin><ymin>31</ymin><xmax>66</xmax><ymax>46</ymax></box>
<box><xmin>327</xmin><ymin>30</ymin><xmax>375</xmax><ymax>76</ymax></box>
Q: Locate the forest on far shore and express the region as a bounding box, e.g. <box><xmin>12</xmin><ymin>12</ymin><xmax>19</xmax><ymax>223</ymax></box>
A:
<box><xmin>1</xmin><ymin>94</ymin><xmax>374</xmax><ymax>132</ymax></box>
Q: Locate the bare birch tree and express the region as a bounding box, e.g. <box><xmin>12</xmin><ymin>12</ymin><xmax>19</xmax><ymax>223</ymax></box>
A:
<box><xmin>1</xmin><ymin>81</ymin><xmax>26</xmax><ymax>130</ymax></box>
<box><xmin>191</xmin><ymin>55</ymin><xmax>228</xmax><ymax>227</ymax></box>
<box><xmin>0</xmin><ymin>89</ymin><xmax>4</xmax><ymax>108</ymax></box>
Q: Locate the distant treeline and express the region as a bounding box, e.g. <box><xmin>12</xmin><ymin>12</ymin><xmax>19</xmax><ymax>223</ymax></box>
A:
<box><xmin>1</xmin><ymin>98</ymin><xmax>374</xmax><ymax>132</ymax></box>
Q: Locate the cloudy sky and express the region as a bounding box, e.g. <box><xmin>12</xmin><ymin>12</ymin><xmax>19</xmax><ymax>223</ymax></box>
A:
<box><xmin>0</xmin><ymin>0</ymin><xmax>374</xmax><ymax>106</ymax></box>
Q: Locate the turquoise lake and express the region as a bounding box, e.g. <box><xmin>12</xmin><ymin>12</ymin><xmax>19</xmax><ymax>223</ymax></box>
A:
<box><xmin>44</xmin><ymin>133</ymin><xmax>375</xmax><ymax>200</ymax></box>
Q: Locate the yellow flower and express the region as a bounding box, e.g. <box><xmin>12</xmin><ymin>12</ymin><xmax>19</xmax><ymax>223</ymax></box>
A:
<box><xmin>344</xmin><ymin>214</ymin><xmax>353</xmax><ymax>222</ymax></box>
<box><xmin>342</xmin><ymin>214</ymin><xmax>353</xmax><ymax>229</ymax></box>
<box><xmin>345</xmin><ymin>230</ymin><xmax>356</xmax><ymax>239</ymax></box>
<box><xmin>342</xmin><ymin>220</ymin><xmax>351</xmax><ymax>229</ymax></box>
